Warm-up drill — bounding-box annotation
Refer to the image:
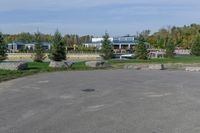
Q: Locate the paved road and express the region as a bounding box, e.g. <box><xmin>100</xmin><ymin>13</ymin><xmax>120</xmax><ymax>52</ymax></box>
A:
<box><xmin>1</xmin><ymin>70</ymin><xmax>200</xmax><ymax>133</ymax></box>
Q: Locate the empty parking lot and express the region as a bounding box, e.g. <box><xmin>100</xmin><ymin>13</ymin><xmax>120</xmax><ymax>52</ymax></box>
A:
<box><xmin>1</xmin><ymin>70</ymin><xmax>200</xmax><ymax>133</ymax></box>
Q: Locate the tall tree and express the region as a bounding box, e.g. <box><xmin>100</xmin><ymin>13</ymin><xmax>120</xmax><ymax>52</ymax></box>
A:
<box><xmin>191</xmin><ymin>34</ymin><xmax>200</xmax><ymax>56</ymax></box>
<box><xmin>165</xmin><ymin>37</ymin><xmax>175</xmax><ymax>58</ymax></box>
<box><xmin>49</xmin><ymin>30</ymin><xmax>66</xmax><ymax>61</ymax></box>
<box><xmin>32</xmin><ymin>32</ymin><xmax>45</xmax><ymax>62</ymax></box>
<box><xmin>0</xmin><ymin>32</ymin><xmax>7</xmax><ymax>61</ymax></box>
<box><xmin>101</xmin><ymin>33</ymin><xmax>113</xmax><ymax>60</ymax></box>
<box><xmin>135</xmin><ymin>35</ymin><xmax>149</xmax><ymax>59</ymax></box>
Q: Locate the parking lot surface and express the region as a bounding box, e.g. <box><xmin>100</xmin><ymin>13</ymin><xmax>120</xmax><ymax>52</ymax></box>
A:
<box><xmin>1</xmin><ymin>70</ymin><xmax>200</xmax><ymax>133</ymax></box>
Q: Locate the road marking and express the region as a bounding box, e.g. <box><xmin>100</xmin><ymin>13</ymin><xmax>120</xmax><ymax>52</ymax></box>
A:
<box><xmin>22</xmin><ymin>86</ymin><xmax>41</xmax><ymax>90</ymax></box>
<box><xmin>37</xmin><ymin>80</ymin><xmax>49</xmax><ymax>84</ymax></box>
<box><xmin>9</xmin><ymin>89</ymin><xmax>22</xmax><ymax>92</ymax></box>
<box><xmin>21</xmin><ymin>110</ymin><xmax>35</xmax><ymax>119</ymax></box>
<box><xmin>147</xmin><ymin>93</ymin><xmax>171</xmax><ymax>98</ymax></box>
<box><xmin>87</xmin><ymin>105</ymin><xmax>106</xmax><ymax>112</ymax></box>
<box><xmin>60</xmin><ymin>95</ymin><xmax>74</xmax><ymax>99</ymax></box>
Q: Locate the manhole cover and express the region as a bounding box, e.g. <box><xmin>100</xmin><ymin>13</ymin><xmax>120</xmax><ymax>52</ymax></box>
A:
<box><xmin>82</xmin><ymin>88</ymin><xmax>95</xmax><ymax>92</ymax></box>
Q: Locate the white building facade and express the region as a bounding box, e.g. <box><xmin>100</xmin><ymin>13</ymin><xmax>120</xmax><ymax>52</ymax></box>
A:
<box><xmin>83</xmin><ymin>36</ymin><xmax>137</xmax><ymax>50</ymax></box>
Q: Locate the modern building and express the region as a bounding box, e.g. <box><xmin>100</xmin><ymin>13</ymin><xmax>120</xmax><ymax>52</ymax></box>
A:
<box><xmin>7</xmin><ymin>42</ymin><xmax>52</xmax><ymax>52</ymax></box>
<box><xmin>83</xmin><ymin>37</ymin><xmax>113</xmax><ymax>49</ymax></box>
<box><xmin>83</xmin><ymin>36</ymin><xmax>150</xmax><ymax>53</ymax></box>
<box><xmin>112</xmin><ymin>36</ymin><xmax>136</xmax><ymax>50</ymax></box>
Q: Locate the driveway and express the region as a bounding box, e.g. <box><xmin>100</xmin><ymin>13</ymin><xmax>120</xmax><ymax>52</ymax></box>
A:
<box><xmin>0</xmin><ymin>70</ymin><xmax>200</xmax><ymax>133</ymax></box>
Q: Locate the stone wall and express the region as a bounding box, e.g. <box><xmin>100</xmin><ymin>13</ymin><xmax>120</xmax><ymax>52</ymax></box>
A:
<box><xmin>123</xmin><ymin>63</ymin><xmax>200</xmax><ymax>70</ymax></box>
<box><xmin>0</xmin><ymin>62</ymin><xmax>28</xmax><ymax>70</ymax></box>
<box><xmin>85</xmin><ymin>61</ymin><xmax>108</xmax><ymax>68</ymax></box>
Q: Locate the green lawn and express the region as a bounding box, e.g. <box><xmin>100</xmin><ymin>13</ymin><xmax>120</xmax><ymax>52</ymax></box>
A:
<box><xmin>1</xmin><ymin>57</ymin><xmax>200</xmax><ymax>82</ymax></box>
<box><xmin>0</xmin><ymin>62</ymin><xmax>88</xmax><ymax>82</ymax></box>
<box><xmin>109</xmin><ymin>56</ymin><xmax>200</xmax><ymax>64</ymax></box>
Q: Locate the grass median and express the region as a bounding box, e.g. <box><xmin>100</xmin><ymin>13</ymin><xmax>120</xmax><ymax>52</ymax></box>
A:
<box><xmin>0</xmin><ymin>62</ymin><xmax>89</xmax><ymax>82</ymax></box>
<box><xmin>1</xmin><ymin>56</ymin><xmax>200</xmax><ymax>82</ymax></box>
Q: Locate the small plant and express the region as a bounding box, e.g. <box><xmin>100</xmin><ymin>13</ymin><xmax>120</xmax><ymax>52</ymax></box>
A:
<box><xmin>32</xmin><ymin>32</ymin><xmax>46</xmax><ymax>62</ymax></box>
<box><xmin>101</xmin><ymin>32</ymin><xmax>113</xmax><ymax>60</ymax></box>
<box><xmin>0</xmin><ymin>32</ymin><xmax>7</xmax><ymax>61</ymax></box>
<box><xmin>32</xmin><ymin>43</ymin><xmax>46</xmax><ymax>62</ymax></box>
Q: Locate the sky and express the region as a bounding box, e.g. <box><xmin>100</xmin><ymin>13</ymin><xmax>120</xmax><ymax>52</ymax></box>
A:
<box><xmin>0</xmin><ymin>0</ymin><xmax>200</xmax><ymax>36</ymax></box>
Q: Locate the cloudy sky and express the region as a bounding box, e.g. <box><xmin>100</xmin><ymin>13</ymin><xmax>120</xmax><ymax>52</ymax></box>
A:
<box><xmin>0</xmin><ymin>0</ymin><xmax>200</xmax><ymax>36</ymax></box>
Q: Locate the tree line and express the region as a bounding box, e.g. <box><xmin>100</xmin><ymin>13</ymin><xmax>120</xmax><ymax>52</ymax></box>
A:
<box><xmin>4</xmin><ymin>32</ymin><xmax>93</xmax><ymax>46</ymax></box>
<box><xmin>146</xmin><ymin>24</ymin><xmax>200</xmax><ymax>49</ymax></box>
<box><xmin>2</xmin><ymin>23</ymin><xmax>200</xmax><ymax>61</ymax></box>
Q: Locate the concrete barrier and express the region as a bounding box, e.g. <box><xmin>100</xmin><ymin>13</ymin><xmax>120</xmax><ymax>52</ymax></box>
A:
<box><xmin>0</xmin><ymin>62</ymin><xmax>28</xmax><ymax>70</ymax></box>
<box><xmin>186</xmin><ymin>67</ymin><xmax>200</xmax><ymax>72</ymax></box>
<box><xmin>148</xmin><ymin>64</ymin><xmax>164</xmax><ymax>70</ymax></box>
<box><xmin>85</xmin><ymin>61</ymin><xmax>108</xmax><ymax>68</ymax></box>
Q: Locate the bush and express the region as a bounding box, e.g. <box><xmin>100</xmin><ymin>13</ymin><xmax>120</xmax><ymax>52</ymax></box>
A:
<box><xmin>32</xmin><ymin>43</ymin><xmax>46</xmax><ymax>62</ymax></box>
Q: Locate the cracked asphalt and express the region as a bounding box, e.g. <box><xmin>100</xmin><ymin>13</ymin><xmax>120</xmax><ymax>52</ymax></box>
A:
<box><xmin>1</xmin><ymin>70</ymin><xmax>200</xmax><ymax>133</ymax></box>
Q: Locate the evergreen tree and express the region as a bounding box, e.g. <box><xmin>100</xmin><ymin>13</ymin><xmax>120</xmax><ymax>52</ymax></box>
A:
<box><xmin>49</xmin><ymin>30</ymin><xmax>66</xmax><ymax>61</ymax></box>
<box><xmin>0</xmin><ymin>32</ymin><xmax>7</xmax><ymax>61</ymax></box>
<box><xmin>135</xmin><ymin>35</ymin><xmax>149</xmax><ymax>59</ymax></box>
<box><xmin>165</xmin><ymin>37</ymin><xmax>175</xmax><ymax>58</ymax></box>
<box><xmin>101</xmin><ymin>33</ymin><xmax>113</xmax><ymax>60</ymax></box>
<box><xmin>32</xmin><ymin>32</ymin><xmax>45</xmax><ymax>62</ymax></box>
<box><xmin>191</xmin><ymin>34</ymin><xmax>200</xmax><ymax>56</ymax></box>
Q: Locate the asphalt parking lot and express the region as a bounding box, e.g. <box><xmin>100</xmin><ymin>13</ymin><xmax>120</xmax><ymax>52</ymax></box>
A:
<box><xmin>1</xmin><ymin>70</ymin><xmax>200</xmax><ymax>133</ymax></box>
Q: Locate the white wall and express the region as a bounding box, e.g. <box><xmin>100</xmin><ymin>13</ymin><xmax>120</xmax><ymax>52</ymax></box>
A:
<box><xmin>92</xmin><ymin>37</ymin><xmax>113</xmax><ymax>43</ymax></box>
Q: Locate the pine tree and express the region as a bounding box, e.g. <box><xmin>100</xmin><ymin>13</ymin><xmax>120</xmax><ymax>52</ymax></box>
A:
<box><xmin>49</xmin><ymin>30</ymin><xmax>66</xmax><ymax>61</ymax></box>
<box><xmin>101</xmin><ymin>33</ymin><xmax>113</xmax><ymax>60</ymax></box>
<box><xmin>33</xmin><ymin>32</ymin><xmax>45</xmax><ymax>62</ymax></box>
<box><xmin>0</xmin><ymin>32</ymin><xmax>7</xmax><ymax>61</ymax></box>
<box><xmin>165</xmin><ymin>38</ymin><xmax>175</xmax><ymax>58</ymax></box>
<box><xmin>191</xmin><ymin>34</ymin><xmax>200</xmax><ymax>56</ymax></box>
<box><xmin>135</xmin><ymin>35</ymin><xmax>149</xmax><ymax>59</ymax></box>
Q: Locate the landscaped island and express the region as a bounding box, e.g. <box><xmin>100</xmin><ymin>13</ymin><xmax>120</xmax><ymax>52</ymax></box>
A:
<box><xmin>2</xmin><ymin>56</ymin><xmax>200</xmax><ymax>82</ymax></box>
<box><xmin>2</xmin><ymin>24</ymin><xmax>200</xmax><ymax>82</ymax></box>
